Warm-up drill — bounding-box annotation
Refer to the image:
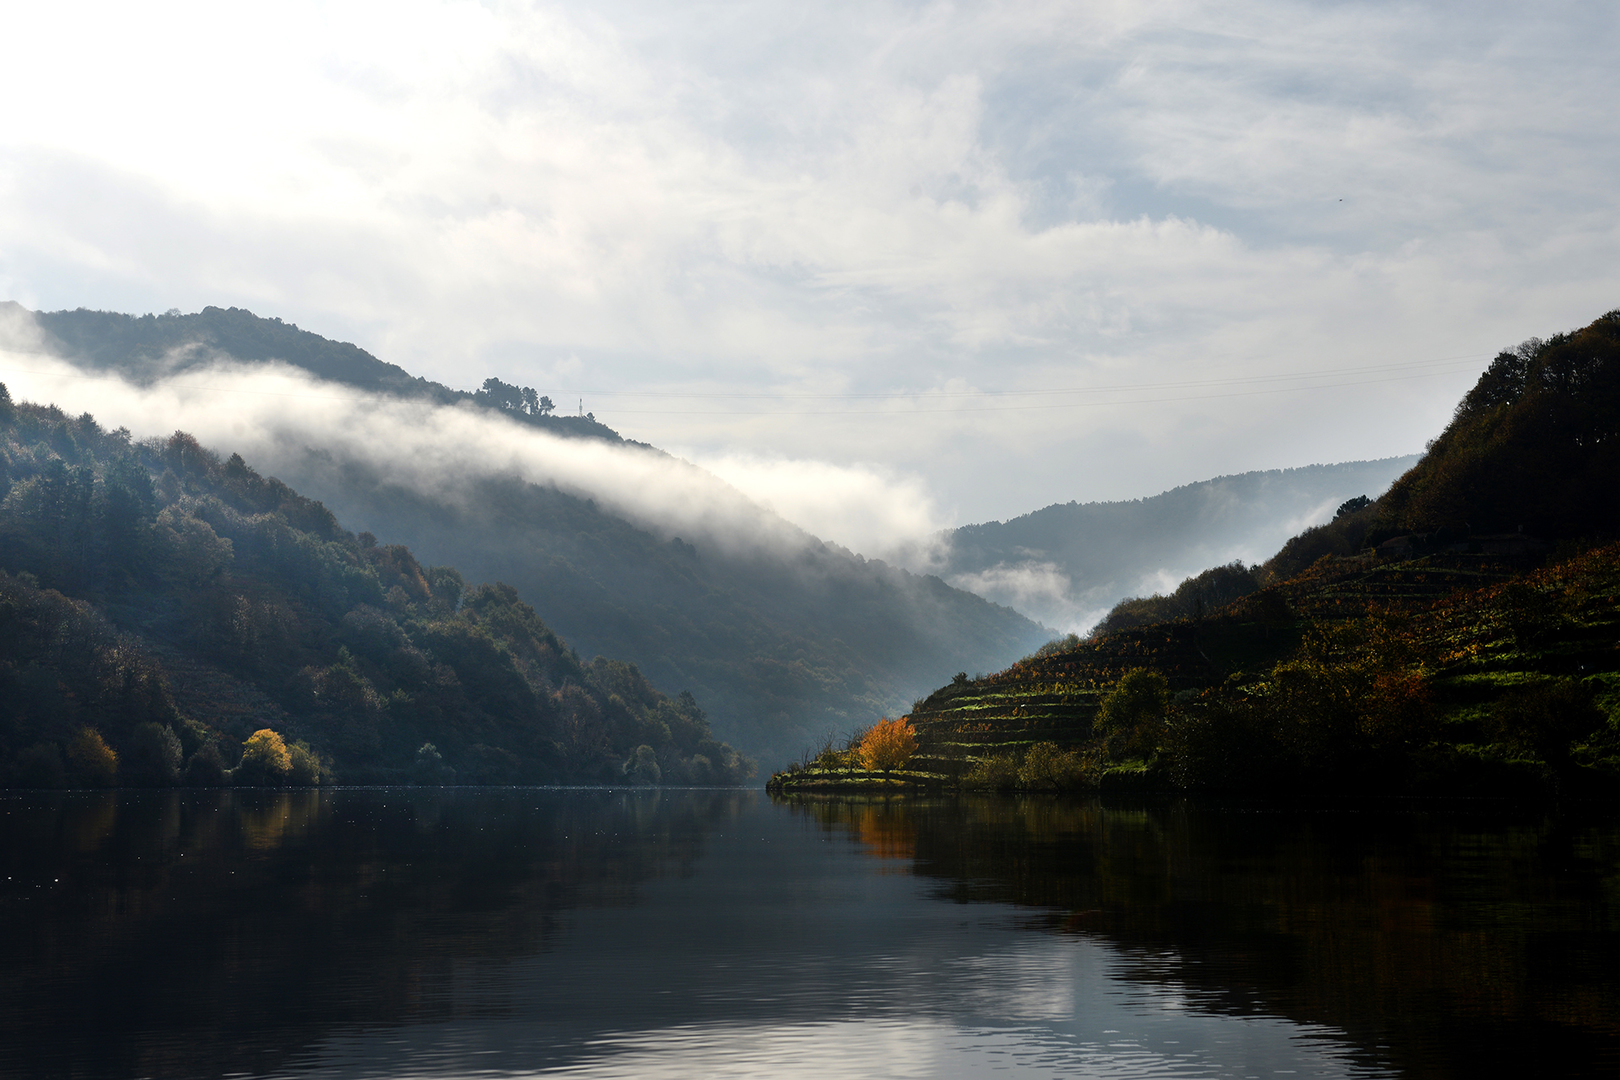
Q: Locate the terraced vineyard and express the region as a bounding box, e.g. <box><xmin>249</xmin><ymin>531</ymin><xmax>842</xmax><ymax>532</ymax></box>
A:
<box><xmin>904</xmin><ymin>550</ymin><xmax>1533</xmax><ymax>769</ymax></box>
<box><xmin>906</xmin><ymin>624</ymin><xmax>1220</xmax><ymax>775</ymax></box>
<box><xmin>768</xmin><ymin>543</ymin><xmax>1620</xmax><ymax>794</ymax></box>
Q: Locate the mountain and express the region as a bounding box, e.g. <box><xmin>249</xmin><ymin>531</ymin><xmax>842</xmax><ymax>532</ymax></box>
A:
<box><xmin>1375</xmin><ymin>313</ymin><xmax>1620</xmax><ymax>540</ymax></box>
<box><xmin>5</xmin><ymin>304</ymin><xmax>1049</xmax><ymax>766</ymax></box>
<box><xmin>6</xmin><ymin>301</ymin><xmax>620</xmax><ymax>442</ymax></box>
<box><xmin>935</xmin><ymin>457</ymin><xmax>1419</xmax><ymax>633</ymax></box>
<box><xmin>0</xmin><ymin>392</ymin><xmax>752</xmax><ymax>787</ymax></box>
<box><xmin>773</xmin><ymin>309</ymin><xmax>1620</xmax><ymax>796</ymax></box>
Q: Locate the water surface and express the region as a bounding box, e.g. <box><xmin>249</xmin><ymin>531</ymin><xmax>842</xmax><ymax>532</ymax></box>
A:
<box><xmin>1</xmin><ymin>789</ymin><xmax>1616</xmax><ymax>1078</ymax></box>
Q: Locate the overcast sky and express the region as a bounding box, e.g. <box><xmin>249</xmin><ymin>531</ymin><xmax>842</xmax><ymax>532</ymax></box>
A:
<box><xmin>2</xmin><ymin>0</ymin><xmax>1616</xmax><ymax>529</ymax></box>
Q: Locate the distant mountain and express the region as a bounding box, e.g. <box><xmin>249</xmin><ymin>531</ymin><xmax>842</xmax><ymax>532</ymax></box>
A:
<box><xmin>6</xmin><ymin>305</ymin><xmax>1049</xmax><ymax>766</ymax></box>
<box><xmin>936</xmin><ymin>458</ymin><xmax>1419</xmax><ymax>632</ymax></box>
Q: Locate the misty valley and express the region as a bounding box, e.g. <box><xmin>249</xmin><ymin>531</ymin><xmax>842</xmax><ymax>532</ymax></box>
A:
<box><xmin>1</xmin><ymin>303</ymin><xmax>1619</xmax><ymax>1079</ymax></box>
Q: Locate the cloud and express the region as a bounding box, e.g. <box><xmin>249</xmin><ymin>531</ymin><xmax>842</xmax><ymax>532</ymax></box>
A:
<box><xmin>2</xmin><ymin>1</ymin><xmax>1617</xmax><ymax>526</ymax></box>
<box><xmin>0</xmin><ymin>308</ymin><xmax>965</xmax><ymax>561</ymax></box>
<box><xmin>0</xmin><ymin>345</ymin><xmax>823</xmax><ymax>560</ymax></box>
<box><xmin>946</xmin><ymin>561</ymin><xmax>1071</xmax><ymax>619</ymax></box>
<box><xmin>694</xmin><ymin>453</ymin><xmax>948</xmax><ymax>562</ymax></box>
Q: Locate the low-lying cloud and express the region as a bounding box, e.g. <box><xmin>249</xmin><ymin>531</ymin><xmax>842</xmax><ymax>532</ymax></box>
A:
<box><xmin>0</xmin><ymin>330</ymin><xmax>957</xmax><ymax>565</ymax></box>
<box><xmin>693</xmin><ymin>453</ymin><xmax>949</xmax><ymax>565</ymax></box>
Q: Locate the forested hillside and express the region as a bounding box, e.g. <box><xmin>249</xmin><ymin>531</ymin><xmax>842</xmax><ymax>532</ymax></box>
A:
<box><xmin>773</xmin><ymin>310</ymin><xmax>1620</xmax><ymax>796</ymax></box>
<box><xmin>0</xmin><ymin>387</ymin><xmax>751</xmax><ymax>787</ymax></box>
<box><xmin>4</xmin><ymin>304</ymin><xmax>1049</xmax><ymax>766</ymax></box>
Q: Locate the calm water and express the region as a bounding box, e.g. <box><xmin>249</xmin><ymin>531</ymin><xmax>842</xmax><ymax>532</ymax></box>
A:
<box><xmin>2</xmin><ymin>789</ymin><xmax>1617</xmax><ymax>1079</ymax></box>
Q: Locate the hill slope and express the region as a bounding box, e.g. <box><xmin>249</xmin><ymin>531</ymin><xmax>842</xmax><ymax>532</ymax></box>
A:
<box><xmin>774</xmin><ymin>309</ymin><xmax>1620</xmax><ymax>795</ymax></box>
<box><xmin>0</xmin><ymin>391</ymin><xmax>751</xmax><ymax>787</ymax></box>
<box><xmin>3</xmin><ymin>304</ymin><xmax>1049</xmax><ymax>765</ymax></box>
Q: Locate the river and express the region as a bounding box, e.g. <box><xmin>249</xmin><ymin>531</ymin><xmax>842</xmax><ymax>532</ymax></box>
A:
<box><xmin>2</xmin><ymin>788</ymin><xmax>1616</xmax><ymax>1078</ymax></box>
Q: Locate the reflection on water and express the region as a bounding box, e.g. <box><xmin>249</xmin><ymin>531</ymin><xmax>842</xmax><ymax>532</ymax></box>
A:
<box><xmin>1</xmin><ymin>789</ymin><xmax>1616</xmax><ymax>1079</ymax></box>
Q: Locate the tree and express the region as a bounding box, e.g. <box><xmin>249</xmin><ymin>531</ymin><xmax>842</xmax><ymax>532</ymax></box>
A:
<box><xmin>1335</xmin><ymin>495</ymin><xmax>1372</xmax><ymax>519</ymax></box>
<box><xmin>625</xmin><ymin>744</ymin><xmax>661</xmax><ymax>785</ymax></box>
<box><xmin>124</xmin><ymin>723</ymin><xmax>183</xmax><ymax>786</ymax></box>
<box><xmin>238</xmin><ymin>729</ymin><xmax>292</xmax><ymax>785</ymax></box>
<box><xmin>288</xmin><ymin>741</ymin><xmax>327</xmax><ymax>786</ymax></box>
<box><xmin>858</xmin><ymin>717</ymin><xmax>917</xmax><ymax>773</ymax></box>
<box><xmin>413</xmin><ymin>742</ymin><xmax>454</xmax><ymax>785</ymax></box>
<box><xmin>1096</xmin><ymin>669</ymin><xmax>1170</xmax><ymax>761</ymax></box>
<box><xmin>66</xmin><ymin>727</ymin><xmax>119</xmax><ymax>786</ymax></box>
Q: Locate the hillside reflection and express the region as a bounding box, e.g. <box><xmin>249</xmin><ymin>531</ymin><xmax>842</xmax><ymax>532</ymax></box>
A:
<box><xmin>4</xmin><ymin>789</ymin><xmax>1618</xmax><ymax>1079</ymax></box>
<box><xmin>0</xmin><ymin>788</ymin><xmax>742</xmax><ymax>1079</ymax></box>
<box><xmin>785</xmin><ymin>794</ymin><xmax>1620</xmax><ymax>1078</ymax></box>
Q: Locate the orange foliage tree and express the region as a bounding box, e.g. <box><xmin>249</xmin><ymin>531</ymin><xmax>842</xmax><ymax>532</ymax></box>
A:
<box><xmin>858</xmin><ymin>717</ymin><xmax>918</xmax><ymax>773</ymax></box>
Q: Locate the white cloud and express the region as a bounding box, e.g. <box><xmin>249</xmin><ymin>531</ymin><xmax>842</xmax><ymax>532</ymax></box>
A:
<box><xmin>1</xmin><ymin>1</ymin><xmax>1616</xmax><ymax>524</ymax></box>
<box><xmin>945</xmin><ymin>562</ymin><xmax>1072</xmax><ymax>623</ymax></box>
<box><xmin>695</xmin><ymin>453</ymin><xmax>947</xmax><ymax>562</ymax></box>
<box><xmin>0</xmin><ymin>348</ymin><xmax>817</xmax><ymax>560</ymax></box>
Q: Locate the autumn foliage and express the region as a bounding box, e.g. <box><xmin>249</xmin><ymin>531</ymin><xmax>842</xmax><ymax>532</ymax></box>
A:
<box><xmin>238</xmin><ymin>729</ymin><xmax>292</xmax><ymax>785</ymax></box>
<box><xmin>857</xmin><ymin>717</ymin><xmax>918</xmax><ymax>772</ymax></box>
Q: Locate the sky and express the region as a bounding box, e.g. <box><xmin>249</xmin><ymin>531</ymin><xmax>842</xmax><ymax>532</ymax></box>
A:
<box><xmin>2</xmin><ymin>0</ymin><xmax>1617</xmax><ymax>530</ymax></box>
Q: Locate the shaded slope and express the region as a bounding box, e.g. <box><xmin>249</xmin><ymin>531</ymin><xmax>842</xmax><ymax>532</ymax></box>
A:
<box><xmin>0</xmin><ymin>393</ymin><xmax>751</xmax><ymax>787</ymax></box>
<box><xmin>1376</xmin><ymin>310</ymin><xmax>1620</xmax><ymax>540</ymax></box>
<box><xmin>283</xmin><ymin>451</ymin><xmax>1044</xmax><ymax>765</ymax></box>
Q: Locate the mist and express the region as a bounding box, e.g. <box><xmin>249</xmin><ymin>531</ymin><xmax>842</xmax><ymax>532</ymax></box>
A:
<box><xmin>0</xmin><ymin>303</ymin><xmax>1416</xmax><ymax>654</ymax></box>
<box><xmin>1</xmin><ymin>353</ymin><xmax>821</xmax><ymax>562</ymax></box>
<box><xmin>693</xmin><ymin>453</ymin><xmax>950</xmax><ymax>565</ymax></box>
<box><xmin>936</xmin><ymin>457</ymin><xmax>1420</xmax><ymax>635</ymax></box>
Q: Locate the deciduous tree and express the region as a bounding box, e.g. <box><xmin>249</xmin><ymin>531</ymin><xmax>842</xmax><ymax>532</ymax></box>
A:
<box><xmin>858</xmin><ymin>717</ymin><xmax>917</xmax><ymax>773</ymax></box>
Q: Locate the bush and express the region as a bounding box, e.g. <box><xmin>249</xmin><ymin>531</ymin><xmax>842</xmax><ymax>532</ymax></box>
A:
<box><xmin>1490</xmin><ymin>678</ymin><xmax>1607</xmax><ymax>783</ymax></box>
<box><xmin>625</xmin><ymin>744</ymin><xmax>661</xmax><ymax>785</ymax></box>
<box><xmin>184</xmin><ymin>744</ymin><xmax>228</xmax><ymax>787</ymax></box>
<box><xmin>413</xmin><ymin>742</ymin><xmax>455</xmax><ymax>786</ymax></box>
<box><xmin>287</xmin><ymin>741</ymin><xmax>327</xmax><ymax>786</ymax></box>
<box><xmin>963</xmin><ymin>750</ymin><xmax>1020</xmax><ymax>790</ymax></box>
<box><xmin>1163</xmin><ymin>696</ymin><xmax>1280</xmax><ymax>792</ymax></box>
<box><xmin>1018</xmin><ymin>742</ymin><xmax>1092</xmax><ymax>789</ymax></box>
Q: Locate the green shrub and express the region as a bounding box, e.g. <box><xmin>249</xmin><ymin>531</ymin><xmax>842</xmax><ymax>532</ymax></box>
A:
<box><xmin>1017</xmin><ymin>742</ymin><xmax>1092</xmax><ymax>789</ymax></box>
<box><xmin>964</xmin><ymin>750</ymin><xmax>1020</xmax><ymax>790</ymax></box>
